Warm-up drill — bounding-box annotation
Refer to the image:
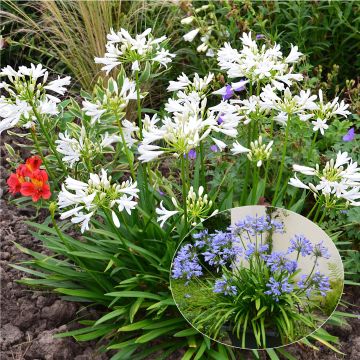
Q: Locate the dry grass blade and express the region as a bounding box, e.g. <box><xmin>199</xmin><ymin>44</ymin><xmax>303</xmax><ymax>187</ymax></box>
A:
<box><xmin>1</xmin><ymin>0</ymin><xmax>148</xmax><ymax>89</ymax></box>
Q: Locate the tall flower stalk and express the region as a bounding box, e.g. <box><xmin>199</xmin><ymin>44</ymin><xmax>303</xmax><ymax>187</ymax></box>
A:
<box><xmin>272</xmin><ymin>114</ymin><xmax>291</xmax><ymax>205</ymax></box>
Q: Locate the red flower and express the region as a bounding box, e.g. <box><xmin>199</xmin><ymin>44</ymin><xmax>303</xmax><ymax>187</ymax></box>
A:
<box><xmin>7</xmin><ymin>167</ymin><xmax>26</xmax><ymax>194</ymax></box>
<box><xmin>22</xmin><ymin>155</ymin><xmax>42</xmax><ymax>177</ymax></box>
<box><xmin>20</xmin><ymin>169</ymin><xmax>51</xmax><ymax>202</ymax></box>
<box><xmin>7</xmin><ymin>156</ymin><xmax>51</xmax><ymax>202</ymax></box>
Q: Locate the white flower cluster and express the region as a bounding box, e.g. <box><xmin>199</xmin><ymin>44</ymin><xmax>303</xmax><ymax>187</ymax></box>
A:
<box><xmin>58</xmin><ymin>169</ymin><xmax>139</xmax><ymax>232</ymax></box>
<box><xmin>229</xmin><ymin>95</ymin><xmax>268</xmax><ymax>125</ymax></box>
<box><xmin>95</xmin><ymin>28</ymin><xmax>175</xmax><ymax>74</ymax></box>
<box><xmin>138</xmin><ymin>75</ymin><xmax>242</xmax><ymax>162</ymax></box>
<box><xmin>311</xmin><ymin>90</ymin><xmax>351</xmax><ymax>135</ymax></box>
<box><xmin>231</xmin><ymin>135</ymin><xmax>273</xmax><ymax>167</ymax></box>
<box><xmin>82</xmin><ymin>77</ymin><xmax>137</xmax><ymax>125</ymax></box>
<box><xmin>167</xmin><ymin>72</ymin><xmax>214</xmax><ymax>94</ymax></box>
<box><xmin>156</xmin><ymin>186</ymin><xmax>218</xmax><ymax>227</ymax></box>
<box><xmin>0</xmin><ymin>64</ymin><xmax>70</xmax><ymax>134</ymax></box>
<box><xmin>214</xmin><ymin>33</ymin><xmax>351</xmax><ymax>133</ymax></box>
<box><xmin>217</xmin><ymin>32</ymin><xmax>303</xmax><ymax>89</ymax></box>
<box><xmin>289</xmin><ymin>152</ymin><xmax>360</xmax><ymax>207</ymax></box>
<box><xmin>259</xmin><ymin>86</ymin><xmax>318</xmax><ymax>125</ymax></box>
<box><xmin>55</xmin><ymin>126</ymin><xmax>131</xmax><ymax>168</ymax></box>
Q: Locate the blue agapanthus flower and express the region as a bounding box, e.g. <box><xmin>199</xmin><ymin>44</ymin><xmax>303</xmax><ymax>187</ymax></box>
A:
<box><xmin>288</xmin><ymin>234</ymin><xmax>313</xmax><ymax>257</ymax></box>
<box><xmin>298</xmin><ymin>271</ymin><xmax>330</xmax><ymax>297</ymax></box>
<box><xmin>172</xmin><ymin>244</ymin><xmax>203</xmax><ymax>282</ymax></box>
<box><xmin>201</xmin><ymin>231</ymin><xmax>242</xmax><ymax>268</ymax></box>
<box><xmin>213</xmin><ymin>276</ymin><xmax>238</xmax><ymax>296</ymax></box>
<box><xmin>244</xmin><ymin>243</ymin><xmax>269</xmax><ymax>259</ymax></box>
<box><xmin>230</xmin><ymin>215</ymin><xmax>284</xmax><ymax>238</ymax></box>
<box><xmin>265</xmin><ymin>251</ymin><xmax>298</xmax><ymax>274</ymax></box>
<box><xmin>192</xmin><ymin>229</ymin><xmax>209</xmax><ymax>248</ymax></box>
<box><xmin>312</xmin><ymin>241</ymin><xmax>331</xmax><ymax>259</ymax></box>
<box><xmin>264</xmin><ymin>276</ymin><xmax>293</xmax><ymax>301</ymax></box>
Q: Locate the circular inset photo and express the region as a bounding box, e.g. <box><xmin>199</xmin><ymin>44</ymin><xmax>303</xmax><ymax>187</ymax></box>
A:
<box><xmin>170</xmin><ymin>206</ymin><xmax>344</xmax><ymax>349</ymax></box>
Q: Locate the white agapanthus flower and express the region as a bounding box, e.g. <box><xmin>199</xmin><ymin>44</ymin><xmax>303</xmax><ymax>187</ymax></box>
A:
<box><xmin>217</xmin><ymin>32</ymin><xmax>303</xmax><ymax>89</ymax></box>
<box><xmin>155</xmin><ymin>186</ymin><xmax>218</xmax><ymax>227</ymax></box>
<box><xmin>156</xmin><ymin>201</ymin><xmax>180</xmax><ymax>228</ymax></box>
<box><xmin>230</xmin><ymin>95</ymin><xmax>269</xmax><ymax>125</ymax></box>
<box><xmin>82</xmin><ymin>77</ymin><xmax>137</xmax><ymax>125</ymax></box>
<box><xmin>181</xmin><ymin>16</ymin><xmax>195</xmax><ymax>25</ymax></box>
<box><xmin>183</xmin><ymin>28</ymin><xmax>200</xmax><ymax>42</ymax></box>
<box><xmin>56</xmin><ymin>130</ymin><xmax>84</xmax><ymax>168</ymax></box>
<box><xmin>0</xmin><ymin>64</ymin><xmax>70</xmax><ymax>133</ymax></box>
<box><xmin>58</xmin><ymin>169</ymin><xmax>139</xmax><ymax>232</ymax></box>
<box><xmin>289</xmin><ymin>151</ymin><xmax>360</xmax><ymax>208</ymax></box>
<box><xmin>167</xmin><ymin>72</ymin><xmax>214</xmax><ymax>95</ymax></box>
<box><xmin>55</xmin><ymin>127</ymin><xmax>124</xmax><ymax>168</ymax></box>
<box><xmin>231</xmin><ymin>136</ymin><xmax>273</xmax><ymax>167</ymax></box>
<box><xmin>95</xmin><ymin>28</ymin><xmax>175</xmax><ymax>74</ymax></box>
<box><xmin>138</xmin><ymin>91</ymin><xmax>241</xmax><ymax>162</ymax></box>
<box><xmin>260</xmin><ymin>86</ymin><xmax>318</xmax><ymax>124</ymax></box>
<box><xmin>310</xmin><ymin>89</ymin><xmax>351</xmax><ymax>135</ymax></box>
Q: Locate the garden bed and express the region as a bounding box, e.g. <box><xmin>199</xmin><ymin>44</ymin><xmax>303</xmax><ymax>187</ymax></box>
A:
<box><xmin>1</xmin><ymin>135</ymin><xmax>359</xmax><ymax>359</ymax></box>
<box><xmin>1</xmin><ymin>2</ymin><xmax>359</xmax><ymax>358</ymax></box>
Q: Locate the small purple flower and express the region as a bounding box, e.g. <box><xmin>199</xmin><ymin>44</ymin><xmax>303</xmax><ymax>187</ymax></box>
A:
<box><xmin>183</xmin><ymin>149</ymin><xmax>196</xmax><ymax>160</ymax></box>
<box><xmin>201</xmin><ymin>231</ymin><xmax>242</xmax><ymax>268</ymax></box>
<box><xmin>244</xmin><ymin>243</ymin><xmax>256</xmax><ymax>259</ymax></box>
<box><xmin>214</xmin><ymin>276</ymin><xmax>237</xmax><ymax>296</ymax></box>
<box><xmin>284</xmin><ymin>260</ymin><xmax>298</xmax><ymax>274</ymax></box>
<box><xmin>265</xmin><ymin>252</ymin><xmax>298</xmax><ymax>274</ymax></box>
<box><xmin>343</xmin><ymin>127</ymin><xmax>355</xmax><ymax>142</ymax></box>
<box><xmin>244</xmin><ymin>243</ymin><xmax>268</xmax><ymax>259</ymax></box>
<box><xmin>193</xmin><ymin>230</ymin><xmax>208</xmax><ymax>239</ymax></box>
<box><xmin>222</xmin><ymin>84</ymin><xmax>234</xmax><ymax>100</ymax></box>
<box><xmin>256</xmin><ymin>34</ymin><xmax>266</xmax><ymax>40</ymax></box>
<box><xmin>312</xmin><ymin>241</ymin><xmax>331</xmax><ymax>259</ymax></box>
<box><xmin>217</xmin><ymin>116</ymin><xmax>224</xmax><ymax>125</ymax></box>
<box><xmin>264</xmin><ymin>276</ymin><xmax>293</xmax><ymax>301</ymax></box>
<box><xmin>210</xmin><ymin>144</ymin><xmax>219</xmax><ymax>152</ymax></box>
<box><xmin>193</xmin><ymin>232</ymin><xmax>208</xmax><ymax>248</ymax></box>
<box><xmin>157</xmin><ymin>188</ymin><xmax>165</xmax><ymax>196</ymax></box>
<box><xmin>298</xmin><ymin>271</ymin><xmax>330</xmax><ymax>297</ymax></box>
<box><xmin>172</xmin><ymin>244</ymin><xmax>203</xmax><ymax>281</ymax></box>
<box><xmin>288</xmin><ymin>234</ymin><xmax>313</xmax><ymax>257</ymax></box>
<box><xmin>230</xmin><ymin>215</ymin><xmax>284</xmax><ymax>238</ymax></box>
<box><xmin>312</xmin><ymin>272</ymin><xmax>330</xmax><ymax>296</ymax></box>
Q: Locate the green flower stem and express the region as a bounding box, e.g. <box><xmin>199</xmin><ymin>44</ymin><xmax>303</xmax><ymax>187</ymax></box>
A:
<box><xmin>307</xmin><ymin>131</ymin><xmax>318</xmax><ymax>161</ymax></box>
<box><xmin>30</xmin><ymin>128</ymin><xmax>55</xmax><ymax>181</ymax></box>
<box><xmin>296</xmin><ymin>259</ymin><xmax>318</xmax><ymax>296</ymax></box>
<box><xmin>240</xmin><ymin>83</ymin><xmax>254</xmax><ymax>205</ymax></box>
<box><xmin>135</xmin><ymin>70</ymin><xmax>143</xmax><ymax>139</ymax></box>
<box><xmin>287</xmin><ymin>189</ymin><xmax>299</xmax><ymax>209</ymax></box>
<box><xmin>116</xmin><ymin>114</ymin><xmax>136</xmax><ymax>179</ymax></box>
<box><xmin>313</xmin><ymin>196</ymin><xmax>324</xmax><ymax>223</ymax></box>
<box><xmin>200</xmin><ymin>142</ymin><xmax>206</xmax><ymax>188</ymax></box>
<box><xmin>181</xmin><ymin>155</ymin><xmax>188</xmax><ymax>230</ymax></box>
<box><xmin>251</xmin><ymin>165</ymin><xmax>259</xmax><ymax>204</ymax></box>
<box><xmin>317</xmin><ymin>209</ymin><xmax>327</xmax><ymax>225</ymax></box>
<box><xmin>307</xmin><ymin>198</ymin><xmax>320</xmax><ymax>219</ymax></box>
<box><xmin>31</xmin><ymin>105</ymin><xmax>68</xmax><ymax>176</ymax></box>
<box><xmin>240</xmin><ymin>125</ymin><xmax>252</xmax><ymax>205</ymax></box>
<box><xmin>263</xmin><ymin>118</ymin><xmax>274</xmax><ymax>197</ymax></box>
<box><xmin>272</xmin><ymin>114</ymin><xmax>291</xmax><ymax>206</ymax></box>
